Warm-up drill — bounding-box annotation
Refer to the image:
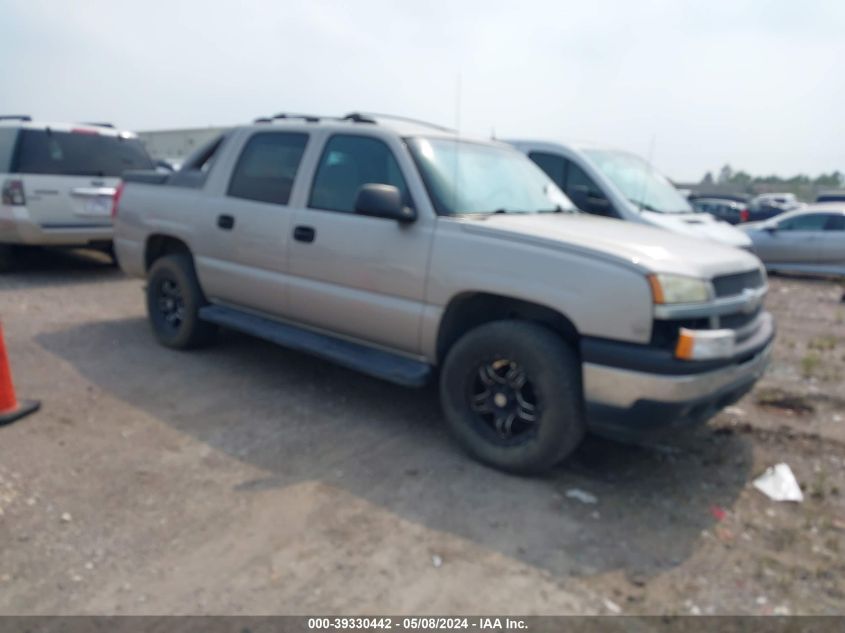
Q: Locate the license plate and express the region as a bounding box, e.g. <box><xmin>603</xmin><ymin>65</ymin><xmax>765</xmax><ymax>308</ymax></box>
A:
<box><xmin>80</xmin><ymin>196</ymin><xmax>112</xmax><ymax>217</ymax></box>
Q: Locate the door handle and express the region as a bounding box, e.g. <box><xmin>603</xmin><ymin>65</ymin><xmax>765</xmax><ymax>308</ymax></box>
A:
<box><xmin>217</xmin><ymin>214</ymin><xmax>235</xmax><ymax>230</ymax></box>
<box><xmin>293</xmin><ymin>225</ymin><xmax>316</xmax><ymax>243</ymax></box>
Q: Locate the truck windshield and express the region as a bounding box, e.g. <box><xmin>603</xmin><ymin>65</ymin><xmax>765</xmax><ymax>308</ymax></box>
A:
<box><xmin>582</xmin><ymin>149</ymin><xmax>692</xmax><ymax>214</ymax></box>
<box><xmin>407</xmin><ymin>137</ymin><xmax>575</xmax><ymax>215</ymax></box>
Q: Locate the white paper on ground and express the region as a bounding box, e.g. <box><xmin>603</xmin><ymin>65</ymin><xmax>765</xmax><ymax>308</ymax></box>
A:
<box><xmin>753</xmin><ymin>463</ymin><xmax>804</xmax><ymax>502</ymax></box>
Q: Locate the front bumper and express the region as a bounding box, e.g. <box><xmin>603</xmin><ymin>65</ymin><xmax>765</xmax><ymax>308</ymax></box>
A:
<box><xmin>581</xmin><ymin>314</ymin><xmax>774</xmax><ymax>439</ymax></box>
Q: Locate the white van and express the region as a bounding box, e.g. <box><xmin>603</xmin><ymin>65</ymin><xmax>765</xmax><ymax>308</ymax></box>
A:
<box><xmin>508</xmin><ymin>140</ymin><xmax>752</xmax><ymax>249</ymax></box>
<box><xmin>0</xmin><ymin>116</ymin><xmax>154</xmax><ymax>269</ymax></box>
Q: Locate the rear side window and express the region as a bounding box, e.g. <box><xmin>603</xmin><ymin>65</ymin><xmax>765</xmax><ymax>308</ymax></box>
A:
<box><xmin>11</xmin><ymin>130</ymin><xmax>154</xmax><ymax>176</ymax></box>
<box><xmin>528</xmin><ymin>151</ymin><xmax>566</xmax><ymax>188</ymax></box>
<box><xmin>0</xmin><ymin>129</ymin><xmax>18</xmax><ymax>172</ymax></box>
<box><xmin>309</xmin><ymin>135</ymin><xmax>410</xmax><ymax>213</ymax></box>
<box><xmin>227</xmin><ymin>132</ymin><xmax>308</xmax><ymax>205</ymax></box>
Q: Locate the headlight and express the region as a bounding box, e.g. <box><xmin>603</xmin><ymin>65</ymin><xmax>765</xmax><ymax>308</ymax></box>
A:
<box><xmin>648</xmin><ymin>274</ymin><xmax>710</xmax><ymax>304</ymax></box>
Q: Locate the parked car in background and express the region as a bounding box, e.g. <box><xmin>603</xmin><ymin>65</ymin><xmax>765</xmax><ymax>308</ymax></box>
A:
<box><xmin>688</xmin><ymin>192</ymin><xmax>749</xmax><ymax>204</ymax></box>
<box><xmin>114</xmin><ymin>112</ymin><xmax>773</xmax><ymax>474</ymax></box>
<box><xmin>691</xmin><ymin>197</ymin><xmax>750</xmax><ymax>225</ymax></box>
<box><xmin>741</xmin><ymin>205</ymin><xmax>845</xmax><ymax>276</ymax></box>
<box><xmin>0</xmin><ymin>115</ymin><xmax>154</xmax><ymax>270</ymax></box>
<box><xmin>509</xmin><ymin>140</ymin><xmax>752</xmax><ymax>249</ymax></box>
<box><xmin>747</xmin><ymin>192</ymin><xmax>804</xmax><ymax>222</ymax></box>
<box><xmin>816</xmin><ymin>190</ymin><xmax>845</xmax><ymax>203</ymax></box>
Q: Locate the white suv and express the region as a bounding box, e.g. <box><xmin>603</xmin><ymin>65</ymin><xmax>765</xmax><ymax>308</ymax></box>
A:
<box><xmin>0</xmin><ymin>116</ymin><xmax>154</xmax><ymax>270</ymax></box>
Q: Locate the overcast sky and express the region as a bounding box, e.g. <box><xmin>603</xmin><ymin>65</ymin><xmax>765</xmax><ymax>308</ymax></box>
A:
<box><xmin>2</xmin><ymin>0</ymin><xmax>843</xmax><ymax>181</ymax></box>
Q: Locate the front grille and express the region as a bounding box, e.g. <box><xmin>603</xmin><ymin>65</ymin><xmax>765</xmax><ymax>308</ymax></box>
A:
<box><xmin>720</xmin><ymin>306</ymin><xmax>761</xmax><ymax>330</ymax></box>
<box><xmin>712</xmin><ymin>269</ymin><xmax>764</xmax><ymax>297</ymax></box>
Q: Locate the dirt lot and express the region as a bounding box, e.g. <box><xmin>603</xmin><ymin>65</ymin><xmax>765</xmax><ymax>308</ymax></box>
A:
<box><xmin>1</xmin><ymin>248</ymin><xmax>844</xmax><ymax>615</ymax></box>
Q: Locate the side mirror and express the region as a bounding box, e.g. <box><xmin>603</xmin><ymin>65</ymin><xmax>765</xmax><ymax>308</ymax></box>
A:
<box><xmin>354</xmin><ymin>184</ymin><xmax>416</xmax><ymax>223</ymax></box>
<box><xmin>764</xmin><ymin>225</ymin><xmax>778</xmax><ymax>234</ymax></box>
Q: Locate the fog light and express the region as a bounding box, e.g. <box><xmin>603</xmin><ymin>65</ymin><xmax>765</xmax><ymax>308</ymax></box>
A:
<box><xmin>675</xmin><ymin>328</ymin><xmax>735</xmax><ymax>360</ymax></box>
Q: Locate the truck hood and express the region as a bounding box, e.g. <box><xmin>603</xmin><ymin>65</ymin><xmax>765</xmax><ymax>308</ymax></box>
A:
<box><xmin>641</xmin><ymin>211</ymin><xmax>752</xmax><ymax>248</ymax></box>
<box><xmin>456</xmin><ymin>213</ymin><xmax>762</xmax><ymax>279</ymax></box>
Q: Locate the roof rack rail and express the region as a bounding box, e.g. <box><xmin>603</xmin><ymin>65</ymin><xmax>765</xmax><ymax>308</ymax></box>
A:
<box><xmin>272</xmin><ymin>113</ymin><xmax>324</xmax><ymax>123</ymax></box>
<box><xmin>341</xmin><ymin>112</ymin><xmax>377</xmax><ymax>124</ymax></box>
<box><xmin>254</xmin><ymin>113</ymin><xmax>334</xmax><ymax>124</ymax></box>
<box><xmin>0</xmin><ymin>115</ymin><xmax>32</xmax><ymax>122</ymax></box>
<box><xmin>80</xmin><ymin>122</ymin><xmax>114</xmax><ymax>128</ymax></box>
<box><xmin>344</xmin><ymin>112</ymin><xmax>453</xmax><ymax>132</ymax></box>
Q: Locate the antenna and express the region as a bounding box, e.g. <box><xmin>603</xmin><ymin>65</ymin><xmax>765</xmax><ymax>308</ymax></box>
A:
<box><xmin>635</xmin><ymin>133</ymin><xmax>656</xmax><ymax>212</ymax></box>
<box><xmin>455</xmin><ymin>73</ymin><xmax>462</xmax><ymax>137</ymax></box>
<box><xmin>452</xmin><ymin>73</ymin><xmax>462</xmax><ymax>212</ymax></box>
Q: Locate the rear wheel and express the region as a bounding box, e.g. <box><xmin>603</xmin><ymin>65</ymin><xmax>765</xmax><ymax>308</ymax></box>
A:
<box><xmin>146</xmin><ymin>254</ymin><xmax>216</xmax><ymax>349</ymax></box>
<box><xmin>440</xmin><ymin>321</ymin><xmax>585</xmax><ymax>475</ymax></box>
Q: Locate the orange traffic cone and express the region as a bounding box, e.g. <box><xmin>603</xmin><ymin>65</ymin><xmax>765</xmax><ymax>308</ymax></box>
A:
<box><xmin>0</xmin><ymin>323</ymin><xmax>39</xmax><ymax>426</ymax></box>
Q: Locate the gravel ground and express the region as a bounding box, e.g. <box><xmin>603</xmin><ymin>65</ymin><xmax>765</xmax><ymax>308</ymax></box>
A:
<box><xmin>0</xmin><ymin>248</ymin><xmax>844</xmax><ymax>615</ymax></box>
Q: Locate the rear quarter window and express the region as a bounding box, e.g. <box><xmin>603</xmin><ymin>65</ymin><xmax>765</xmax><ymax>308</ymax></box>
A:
<box><xmin>11</xmin><ymin>129</ymin><xmax>154</xmax><ymax>177</ymax></box>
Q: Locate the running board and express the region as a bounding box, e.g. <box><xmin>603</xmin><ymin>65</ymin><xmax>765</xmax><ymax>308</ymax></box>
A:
<box><xmin>198</xmin><ymin>305</ymin><xmax>432</xmax><ymax>387</ymax></box>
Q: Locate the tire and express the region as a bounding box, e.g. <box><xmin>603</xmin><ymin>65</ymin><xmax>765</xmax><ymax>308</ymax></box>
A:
<box><xmin>146</xmin><ymin>254</ymin><xmax>216</xmax><ymax>349</ymax></box>
<box><xmin>440</xmin><ymin>320</ymin><xmax>585</xmax><ymax>475</ymax></box>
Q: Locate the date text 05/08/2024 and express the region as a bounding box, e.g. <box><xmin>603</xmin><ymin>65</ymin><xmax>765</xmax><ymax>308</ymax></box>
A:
<box><xmin>307</xmin><ymin>617</ymin><xmax>528</xmax><ymax>630</ymax></box>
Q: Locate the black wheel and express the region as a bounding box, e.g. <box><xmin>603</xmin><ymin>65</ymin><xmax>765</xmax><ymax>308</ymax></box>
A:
<box><xmin>440</xmin><ymin>321</ymin><xmax>585</xmax><ymax>474</ymax></box>
<box><xmin>146</xmin><ymin>254</ymin><xmax>216</xmax><ymax>349</ymax></box>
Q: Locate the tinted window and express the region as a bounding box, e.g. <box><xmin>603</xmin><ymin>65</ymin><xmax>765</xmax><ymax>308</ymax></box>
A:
<box><xmin>228</xmin><ymin>133</ymin><xmax>308</xmax><ymax>205</ymax></box>
<box><xmin>309</xmin><ymin>135</ymin><xmax>410</xmax><ymax>213</ymax></box>
<box><xmin>778</xmin><ymin>214</ymin><xmax>829</xmax><ymax>231</ymax></box>
<box><xmin>0</xmin><ymin>129</ymin><xmax>18</xmax><ymax>172</ymax></box>
<box><xmin>824</xmin><ymin>214</ymin><xmax>845</xmax><ymax>231</ymax></box>
<box><xmin>565</xmin><ymin>161</ymin><xmax>603</xmax><ymax>198</ymax></box>
<box><xmin>12</xmin><ymin>130</ymin><xmax>153</xmax><ymax>176</ymax></box>
<box><xmin>528</xmin><ymin>152</ymin><xmax>565</xmax><ymax>188</ymax></box>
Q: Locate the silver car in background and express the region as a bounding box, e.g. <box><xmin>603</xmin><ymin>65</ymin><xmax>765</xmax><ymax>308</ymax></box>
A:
<box><xmin>741</xmin><ymin>205</ymin><xmax>845</xmax><ymax>276</ymax></box>
<box><xmin>508</xmin><ymin>140</ymin><xmax>753</xmax><ymax>249</ymax></box>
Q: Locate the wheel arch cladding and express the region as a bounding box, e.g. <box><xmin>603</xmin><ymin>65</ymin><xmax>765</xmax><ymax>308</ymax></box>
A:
<box><xmin>145</xmin><ymin>234</ymin><xmax>191</xmax><ymax>271</ymax></box>
<box><xmin>436</xmin><ymin>292</ymin><xmax>580</xmax><ymax>364</ymax></box>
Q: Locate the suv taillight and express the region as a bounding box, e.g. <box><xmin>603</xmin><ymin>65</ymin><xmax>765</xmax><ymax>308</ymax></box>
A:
<box><xmin>111</xmin><ymin>182</ymin><xmax>125</xmax><ymax>218</ymax></box>
<box><xmin>1</xmin><ymin>179</ymin><xmax>25</xmax><ymax>206</ymax></box>
<box><xmin>740</xmin><ymin>208</ymin><xmax>750</xmax><ymax>222</ymax></box>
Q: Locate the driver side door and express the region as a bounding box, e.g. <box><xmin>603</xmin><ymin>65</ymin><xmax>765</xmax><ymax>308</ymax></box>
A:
<box><xmin>285</xmin><ymin>133</ymin><xmax>434</xmax><ymax>355</ymax></box>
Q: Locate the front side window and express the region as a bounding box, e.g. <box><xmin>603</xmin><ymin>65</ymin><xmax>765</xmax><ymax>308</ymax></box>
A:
<box><xmin>778</xmin><ymin>214</ymin><xmax>829</xmax><ymax>231</ymax></box>
<box><xmin>824</xmin><ymin>214</ymin><xmax>845</xmax><ymax>231</ymax></box>
<box><xmin>583</xmin><ymin>149</ymin><xmax>692</xmax><ymax>214</ymax></box>
<box><xmin>228</xmin><ymin>132</ymin><xmax>308</xmax><ymax>205</ymax></box>
<box><xmin>309</xmin><ymin>135</ymin><xmax>410</xmax><ymax>213</ymax></box>
<box><xmin>528</xmin><ymin>151</ymin><xmax>565</xmax><ymax>188</ymax></box>
<box><xmin>565</xmin><ymin>160</ymin><xmax>604</xmax><ymax>198</ymax></box>
<box><xmin>408</xmin><ymin>138</ymin><xmax>573</xmax><ymax>215</ymax></box>
<box><xmin>12</xmin><ymin>129</ymin><xmax>153</xmax><ymax>176</ymax></box>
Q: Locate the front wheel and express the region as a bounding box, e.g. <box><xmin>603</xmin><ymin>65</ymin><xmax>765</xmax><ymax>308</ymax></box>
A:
<box><xmin>146</xmin><ymin>254</ymin><xmax>216</xmax><ymax>349</ymax></box>
<box><xmin>440</xmin><ymin>321</ymin><xmax>585</xmax><ymax>475</ymax></box>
